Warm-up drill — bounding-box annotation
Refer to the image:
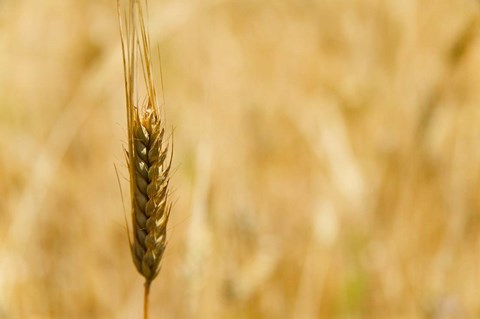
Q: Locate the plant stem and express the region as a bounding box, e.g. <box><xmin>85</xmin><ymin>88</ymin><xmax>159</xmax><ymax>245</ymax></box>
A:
<box><xmin>144</xmin><ymin>281</ymin><xmax>151</xmax><ymax>319</ymax></box>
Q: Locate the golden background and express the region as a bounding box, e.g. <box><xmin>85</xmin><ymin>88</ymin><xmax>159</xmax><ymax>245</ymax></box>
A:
<box><xmin>1</xmin><ymin>0</ymin><xmax>480</xmax><ymax>318</ymax></box>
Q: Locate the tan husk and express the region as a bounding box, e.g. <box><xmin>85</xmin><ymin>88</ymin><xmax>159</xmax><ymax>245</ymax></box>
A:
<box><xmin>130</xmin><ymin>109</ymin><xmax>172</xmax><ymax>282</ymax></box>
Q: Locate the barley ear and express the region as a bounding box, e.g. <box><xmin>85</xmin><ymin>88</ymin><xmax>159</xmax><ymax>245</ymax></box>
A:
<box><xmin>117</xmin><ymin>1</ymin><xmax>173</xmax><ymax>318</ymax></box>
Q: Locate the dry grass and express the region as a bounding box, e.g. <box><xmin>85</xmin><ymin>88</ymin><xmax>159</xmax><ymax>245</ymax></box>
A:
<box><xmin>1</xmin><ymin>0</ymin><xmax>480</xmax><ymax>318</ymax></box>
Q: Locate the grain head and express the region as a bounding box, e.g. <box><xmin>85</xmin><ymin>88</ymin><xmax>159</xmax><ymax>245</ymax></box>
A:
<box><xmin>117</xmin><ymin>0</ymin><xmax>173</xmax><ymax>289</ymax></box>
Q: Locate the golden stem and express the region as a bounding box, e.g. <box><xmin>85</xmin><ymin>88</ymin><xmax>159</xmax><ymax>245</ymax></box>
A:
<box><xmin>144</xmin><ymin>281</ymin><xmax>151</xmax><ymax>319</ymax></box>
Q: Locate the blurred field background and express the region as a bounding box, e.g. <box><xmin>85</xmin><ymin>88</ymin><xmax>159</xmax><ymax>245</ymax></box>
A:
<box><xmin>1</xmin><ymin>0</ymin><xmax>480</xmax><ymax>318</ymax></box>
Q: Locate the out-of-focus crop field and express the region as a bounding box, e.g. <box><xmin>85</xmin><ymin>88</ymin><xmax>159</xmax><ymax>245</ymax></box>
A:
<box><xmin>1</xmin><ymin>0</ymin><xmax>480</xmax><ymax>318</ymax></box>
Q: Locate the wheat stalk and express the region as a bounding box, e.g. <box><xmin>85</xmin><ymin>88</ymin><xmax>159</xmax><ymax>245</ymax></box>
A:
<box><xmin>117</xmin><ymin>1</ymin><xmax>172</xmax><ymax>318</ymax></box>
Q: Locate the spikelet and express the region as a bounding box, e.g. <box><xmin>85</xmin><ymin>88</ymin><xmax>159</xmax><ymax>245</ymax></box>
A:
<box><xmin>117</xmin><ymin>0</ymin><xmax>172</xmax><ymax>288</ymax></box>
